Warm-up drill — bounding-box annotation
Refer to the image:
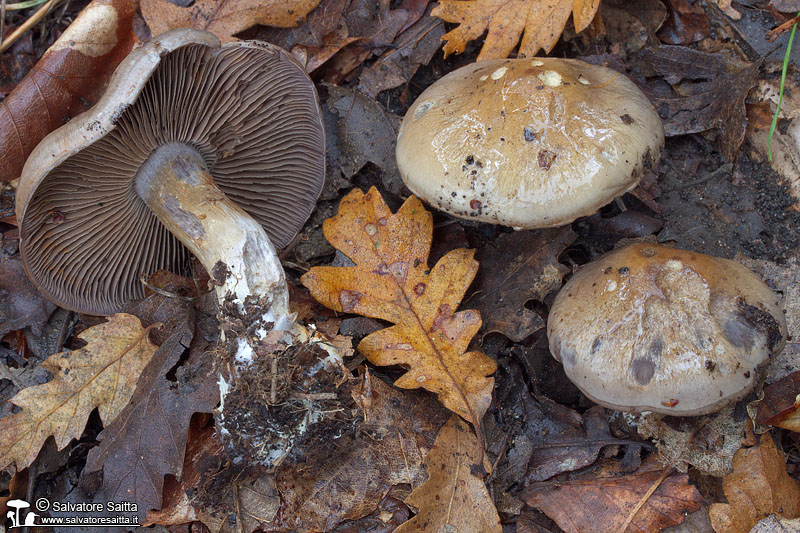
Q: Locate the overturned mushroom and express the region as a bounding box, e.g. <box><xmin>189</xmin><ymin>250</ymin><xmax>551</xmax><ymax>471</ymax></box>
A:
<box><xmin>16</xmin><ymin>29</ymin><xmax>344</xmax><ymax>466</ymax></box>
<box><xmin>396</xmin><ymin>58</ymin><xmax>664</xmax><ymax>229</ymax></box>
<box><xmin>16</xmin><ymin>29</ymin><xmax>325</xmax><ymax>321</ymax></box>
<box><xmin>547</xmin><ymin>243</ymin><xmax>787</xmax><ymax>416</ymax></box>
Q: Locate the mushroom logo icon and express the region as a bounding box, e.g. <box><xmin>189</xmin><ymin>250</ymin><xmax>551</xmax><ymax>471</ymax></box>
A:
<box><xmin>5</xmin><ymin>499</ymin><xmax>38</xmax><ymax>528</ymax></box>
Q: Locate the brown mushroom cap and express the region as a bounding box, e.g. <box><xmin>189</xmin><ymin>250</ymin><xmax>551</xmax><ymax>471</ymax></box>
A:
<box><xmin>547</xmin><ymin>243</ymin><xmax>787</xmax><ymax>416</ymax></box>
<box><xmin>16</xmin><ymin>29</ymin><xmax>325</xmax><ymax>315</ymax></box>
<box><xmin>396</xmin><ymin>58</ymin><xmax>664</xmax><ymax>229</ymax></box>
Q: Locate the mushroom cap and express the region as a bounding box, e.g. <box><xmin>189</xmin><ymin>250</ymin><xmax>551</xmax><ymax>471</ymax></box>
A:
<box><xmin>16</xmin><ymin>29</ymin><xmax>325</xmax><ymax>315</ymax></box>
<box><xmin>547</xmin><ymin>243</ymin><xmax>787</xmax><ymax>416</ymax></box>
<box><xmin>396</xmin><ymin>58</ymin><xmax>664</xmax><ymax>229</ymax></box>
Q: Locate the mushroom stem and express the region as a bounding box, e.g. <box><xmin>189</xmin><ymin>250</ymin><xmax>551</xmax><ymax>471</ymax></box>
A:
<box><xmin>135</xmin><ymin>142</ymin><xmax>291</xmax><ymax>327</ymax></box>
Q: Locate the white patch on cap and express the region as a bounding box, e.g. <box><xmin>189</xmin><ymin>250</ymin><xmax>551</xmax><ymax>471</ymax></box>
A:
<box><xmin>414</xmin><ymin>100</ymin><xmax>436</xmax><ymax>120</ymax></box>
<box><xmin>531</xmin><ymin>60</ymin><xmax>544</xmax><ymax>66</ymax></box>
<box><xmin>666</xmin><ymin>259</ymin><xmax>683</xmax><ymax>270</ymax></box>
<box><xmin>606</xmin><ymin>279</ymin><xmax>618</xmax><ymax>291</ymax></box>
<box><xmin>538</xmin><ymin>70</ymin><xmax>563</xmax><ymax>87</ymax></box>
<box><xmin>480</xmin><ymin>75</ymin><xmax>488</xmax><ymax>81</ymax></box>
<box><xmin>578</xmin><ymin>75</ymin><xmax>591</xmax><ymax>85</ymax></box>
<box><xmin>491</xmin><ymin>66</ymin><xmax>508</xmax><ymax>80</ymax></box>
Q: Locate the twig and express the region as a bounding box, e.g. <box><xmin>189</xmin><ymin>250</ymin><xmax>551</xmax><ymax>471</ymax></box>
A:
<box><xmin>768</xmin><ymin>13</ymin><xmax>800</xmax><ymax>42</ymax></box>
<box><xmin>0</xmin><ymin>0</ymin><xmax>58</xmax><ymax>54</ymax></box>
<box><xmin>1</xmin><ymin>0</ymin><xmax>7</xmax><ymax>49</ymax></box>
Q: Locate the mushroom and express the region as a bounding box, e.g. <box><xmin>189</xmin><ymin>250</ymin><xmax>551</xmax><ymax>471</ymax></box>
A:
<box><xmin>16</xmin><ymin>29</ymin><xmax>325</xmax><ymax>325</ymax></box>
<box><xmin>395</xmin><ymin>58</ymin><xmax>664</xmax><ymax>229</ymax></box>
<box><xmin>547</xmin><ymin>243</ymin><xmax>787</xmax><ymax>416</ymax></box>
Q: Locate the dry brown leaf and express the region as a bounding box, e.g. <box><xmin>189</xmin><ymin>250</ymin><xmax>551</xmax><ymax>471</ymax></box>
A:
<box><xmin>0</xmin><ymin>314</ymin><xmax>159</xmax><ymax>471</ymax></box>
<box><xmin>140</xmin><ymin>0</ymin><xmax>320</xmax><ymax>43</ymax></box>
<box><xmin>432</xmin><ymin>0</ymin><xmax>601</xmax><ymax>60</ymax></box>
<box><xmin>395</xmin><ymin>415</ymin><xmax>502</xmax><ymax>533</ymax></box>
<box><xmin>0</xmin><ymin>0</ymin><xmax>136</xmax><ymax>182</ymax></box>
<box><xmin>301</xmin><ymin>187</ymin><xmax>496</xmax><ymax>428</ymax></box>
<box><xmin>709</xmin><ymin>433</ymin><xmax>800</xmax><ymax>532</ymax></box>
<box><xmin>756</xmin><ymin>372</ymin><xmax>800</xmax><ymax>433</ymax></box>
<box><xmin>522</xmin><ymin>457</ymin><xmax>703</xmax><ymax>533</ymax></box>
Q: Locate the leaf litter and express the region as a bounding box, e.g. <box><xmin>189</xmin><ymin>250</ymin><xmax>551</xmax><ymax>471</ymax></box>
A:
<box><xmin>2</xmin><ymin>0</ymin><xmax>800</xmax><ymax>531</ymax></box>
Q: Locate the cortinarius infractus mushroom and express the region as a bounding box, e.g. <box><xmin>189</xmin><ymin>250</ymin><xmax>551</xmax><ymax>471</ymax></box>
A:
<box><xmin>547</xmin><ymin>243</ymin><xmax>787</xmax><ymax>416</ymax></box>
<box><xmin>396</xmin><ymin>58</ymin><xmax>664</xmax><ymax>229</ymax></box>
<box><xmin>16</xmin><ymin>29</ymin><xmax>325</xmax><ymax>320</ymax></box>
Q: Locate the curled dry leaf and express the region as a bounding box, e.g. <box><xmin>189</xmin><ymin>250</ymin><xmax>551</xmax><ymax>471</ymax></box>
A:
<box><xmin>0</xmin><ymin>0</ymin><xmax>136</xmax><ymax>182</ymax></box>
<box><xmin>395</xmin><ymin>415</ymin><xmax>502</xmax><ymax>533</ymax></box>
<box><xmin>432</xmin><ymin>0</ymin><xmax>601</xmax><ymax>60</ymax></box>
<box><xmin>709</xmin><ymin>433</ymin><xmax>800</xmax><ymax>533</ymax></box>
<box><xmin>521</xmin><ymin>457</ymin><xmax>703</xmax><ymax>533</ymax></box>
<box><xmin>141</xmin><ymin>0</ymin><xmax>321</xmax><ymax>43</ymax></box>
<box><xmin>756</xmin><ymin>371</ymin><xmax>800</xmax><ymax>433</ymax></box>
<box><xmin>301</xmin><ymin>187</ymin><xmax>496</xmax><ymax>429</ymax></box>
<box><xmin>0</xmin><ymin>314</ymin><xmax>159</xmax><ymax>471</ymax></box>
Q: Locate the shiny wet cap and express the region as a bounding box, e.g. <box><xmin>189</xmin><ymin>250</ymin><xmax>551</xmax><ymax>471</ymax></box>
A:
<box><xmin>396</xmin><ymin>58</ymin><xmax>664</xmax><ymax>229</ymax></box>
<box><xmin>16</xmin><ymin>29</ymin><xmax>325</xmax><ymax>315</ymax></box>
<box><xmin>547</xmin><ymin>243</ymin><xmax>787</xmax><ymax>416</ymax></box>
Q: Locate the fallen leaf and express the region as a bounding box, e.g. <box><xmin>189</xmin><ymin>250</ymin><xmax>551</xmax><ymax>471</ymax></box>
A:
<box><xmin>634</xmin><ymin>46</ymin><xmax>761</xmax><ymax>161</ymax></box>
<box><xmin>140</xmin><ymin>0</ymin><xmax>320</xmax><ymax>42</ymax></box>
<box><xmin>323</xmin><ymin>85</ymin><xmax>402</xmax><ymax>194</ymax></box>
<box><xmin>523</xmin><ymin>400</ymin><xmax>620</xmax><ymax>483</ymax></box>
<box><xmin>395</xmin><ymin>415</ymin><xmax>502</xmax><ymax>533</ymax></box>
<box><xmin>0</xmin><ymin>257</ymin><xmax>54</xmax><ymax>337</ymax></box>
<box><xmin>358</xmin><ymin>5</ymin><xmax>445</xmax><ymax>97</ymax></box>
<box><xmin>467</xmin><ymin>228</ymin><xmax>575</xmax><ymax>342</ymax></box>
<box><xmin>709</xmin><ymin>433</ymin><xmax>800</xmax><ymax>532</ymax></box>
<box><xmin>332</xmin><ymin>493</ymin><xmax>412</xmax><ymax>532</ymax></box>
<box><xmin>657</xmin><ymin>0</ymin><xmax>711</xmax><ymax>44</ymax></box>
<box><xmin>0</xmin><ymin>314</ymin><xmax>159</xmax><ymax>471</ymax></box>
<box><xmin>80</xmin><ymin>304</ymin><xmax>218</xmax><ymax>521</ymax></box>
<box><xmin>751</xmin><ymin>515</ymin><xmax>800</xmax><ymax>532</ymax></box>
<box><xmin>301</xmin><ymin>187</ymin><xmax>497</xmax><ymax>428</ymax></box>
<box><xmin>756</xmin><ymin>372</ymin><xmax>800</xmax><ymax>433</ymax></box>
<box><xmin>269</xmin><ymin>371</ymin><xmax>448</xmax><ymax>531</ymax></box>
<box><xmin>0</xmin><ymin>0</ymin><xmax>136</xmax><ymax>182</ymax></box>
<box><xmin>521</xmin><ymin>457</ymin><xmax>703</xmax><ymax>533</ymax></box>
<box><xmin>432</xmin><ymin>0</ymin><xmax>601</xmax><ymax>60</ymax></box>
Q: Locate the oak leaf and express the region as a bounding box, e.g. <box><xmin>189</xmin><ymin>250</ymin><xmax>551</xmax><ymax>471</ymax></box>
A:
<box><xmin>0</xmin><ymin>314</ymin><xmax>159</xmax><ymax>471</ymax></box>
<box><xmin>756</xmin><ymin>371</ymin><xmax>800</xmax><ymax>433</ymax></box>
<box><xmin>432</xmin><ymin>0</ymin><xmax>601</xmax><ymax>60</ymax></box>
<box><xmin>301</xmin><ymin>187</ymin><xmax>496</xmax><ymax>428</ymax></box>
<box><xmin>709</xmin><ymin>433</ymin><xmax>800</xmax><ymax>532</ymax></box>
<box><xmin>395</xmin><ymin>415</ymin><xmax>502</xmax><ymax>533</ymax></box>
<box><xmin>0</xmin><ymin>0</ymin><xmax>136</xmax><ymax>182</ymax></box>
<box><xmin>140</xmin><ymin>0</ymin><xmax>321</xmax><ymax>43</ymax></box>
<box><xmin>521</xmin><ymin>457</ymin><xmax>703</xmax><ymax>532</ymax></box>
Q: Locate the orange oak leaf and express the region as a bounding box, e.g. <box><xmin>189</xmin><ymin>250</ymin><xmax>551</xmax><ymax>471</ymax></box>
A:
<box><xmin>0</xmin><ymin>0</ymin><xmax>136</xmax><ymax>182</ymax></box>
<box><xmin>0</xmin><ymin>314</ymin><xmax>159</xmax><ymax>471</ymax></box>
<box><xmin>432</xmin><ymin>0</ymin><xmax>601</xmax><ymax>60</ymax></box>
<box><xmin>709</xmin><ymin>433</ymin><xmax>800</xmax><ymax>533</ymax></box>
<box><xmin>301</xmin><ymin>187</ymin><xmax>496</xmax><ymax>429</ymax></box>
<box><xmin>140</xmin><ymin>0</ymin><xmax>321</xmax><ymax>43</ymax></box>
<box><xmin>395</xmin><ymin>415</ymin><xmax>502</xmax><ymax>533</ymax></box>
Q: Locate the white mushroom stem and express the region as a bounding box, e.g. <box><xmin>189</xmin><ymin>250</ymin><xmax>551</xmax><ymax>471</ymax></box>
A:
<box><xmin>135</xmin><ymin>142</ymin><xmax>292</xmax><ymax>329</ymax></box>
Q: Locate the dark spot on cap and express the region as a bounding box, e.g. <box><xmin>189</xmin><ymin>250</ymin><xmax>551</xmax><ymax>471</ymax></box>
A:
<box><xmin>603</xmin><ymin>267</ymin><xmax>613</xmax><ymax>274</ymax></box>
<box><xmin>723</xmin><ymin>317</ymin><xmax>755</xmax><ymax>351</ymax></box>
<box><xmin>591</xmin><ymin>337</ymin><xmax>603</xmax><ymax>354</ymax></box>
<box><xmin>631</xmin><ymin>358</ymin><xmax>656</xmax><ymax>386</ymax></box>
<box><xmin>705</xmin><ymin>360</ymin><xmax>716</xmax><ymax>372</ymax></box>
<box><xmin>538</xmin><ymin>150</ymin><xmax>557</xmax><ymax>170</ymax></box>
<box><xmin>741</xmin><ymin>302</ymin><xmax>783</xmax><ymax>353</ymax></box>
<box><xmin>618</xmin><ymin>267</ymin><xmax>629</xmax><ymax>275</ymax></box>
<box><xmin>744</xmin><ymin>370</ymin><xmax>751</xmax><ymax>378</ymax></box>
<box><xmin>524</xmin><ymin>127</ymin><xmax>537</xmax><ymax>141</ymax></box>
<box><xmin>466</xmin><ymin>155</ymin><xmax>474</xmax><ymax>165</ymax></box>
<box><xmin>620</xmin><ymin>114</ymin><xmax>634</xmax><ymax>125</ymax></box>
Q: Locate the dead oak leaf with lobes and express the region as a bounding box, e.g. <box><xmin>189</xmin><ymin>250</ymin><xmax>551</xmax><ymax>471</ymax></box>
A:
<box><xmin>141</xmin><ymin>0</ymin><xmax>321</xmax><ymax>43</ymax></box>
<box><xmin>301</xmin><ymin>187</ymin><xmax>496</xmax><ymax>429</ymax></box>
<box><xmin>433</xmin><ymin>0</ymin><xmax>601</xmax><ymax>60</ymax></box>
<box><xmin>396</xmin><ymin>415</ymin><xmax>502</xmax><ymax>533</ymax></box>
<box><xmin>0</xmin><ymin>314</ymin><xmax>159</xmax><ymax>471</ymax></box>
<box><xmin>709</xmin><ymin>433</ymin><xmax>800</xmax><ymax>533</ymax></box>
